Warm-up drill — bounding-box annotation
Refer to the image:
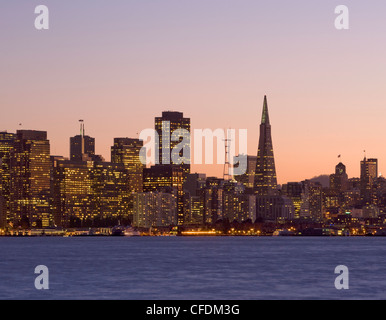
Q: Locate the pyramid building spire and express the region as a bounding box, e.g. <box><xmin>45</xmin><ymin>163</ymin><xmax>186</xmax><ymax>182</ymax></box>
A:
<box><xmin>254</xmin><ymin>95</ymin><xmax>278</xmax><ymax>195</ymax></box>
<box><xmin>261</xmin><ymin>95</ymin><xmax>270</xmax><ymax>124</ymax></box>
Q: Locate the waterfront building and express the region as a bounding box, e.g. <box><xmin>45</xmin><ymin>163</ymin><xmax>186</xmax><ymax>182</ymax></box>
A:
<box><xmin>0</xmin><ymin>132</ymin><xmax>16</xmax><ymax>225</ymax></box>
<box><xmin>10</xmin><ymin>130</ymin><xmax>51</xmax><ymax>227</ymax></box>
<box><xmin>133</xmin><ymin>192</ymin><xmax>177</xmax><ymax>228</ymax></box>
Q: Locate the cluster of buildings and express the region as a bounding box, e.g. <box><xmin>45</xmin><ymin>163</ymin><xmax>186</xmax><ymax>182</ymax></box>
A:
<box><xmin>1</xmin><ymin>97</ymin><xmax>386</xmax><ymax>235</ymax></box>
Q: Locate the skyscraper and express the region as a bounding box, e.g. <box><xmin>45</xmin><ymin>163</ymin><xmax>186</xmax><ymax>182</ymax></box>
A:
<box><xmin>282</xmin><ymin>182</ymin><xmax>303</xmax><ymax>219</ymax></box>
<box><xmin>52</xmin><ymin>158</ymin><xmax>130</xmax><ymax>228</ymax></box>
<box><xmin>70</xmin><ymin>121</ymin><xmax>96</xmax><ymax>161</ymax></box>
<box><xmin>10</xmin><ymin>130</ymin><xmax>51</xmax><ymax>227</ymax></box>
<box><xmin>300</xmin><ymin>180</ymin><xmax>323</xmax><ymax>221</ymax></box>
<box><xmin>254</xmin><ymin>96</ymin><xmax>278</xmax><ymax>195</ymax></box>
<box><xmin>155</xmin><ymin>111</ymin><xmax>191</xmax><ymax>177</ymax></box>
<box><xmin>0</xmin><ymin>132</ymin><xmax>16</xmax><ymax>226</ymax></box>
<box><xmin>330</xmin><ymin>162</ymin><xmax>349</xmax><ymax>194</ymax></box>
<box><xmin>143</xmin><ymin>164</ymin><xmax>184</xmax><ymax>225</ymax></box>
<box><xmin>133</xmin><ymin>192</ymin><xmax>177</xmax><ymax>228</ymax></box>
<box><xmin>360</xmin><ymin>157</ymin><xmax>378</xmax><ymax>205</ymax></box>
<box><xmin>234</xmin><ymin>155</ymin><xmax>257</xmax><ymax>191</ymax></box>
<box><xmin>111</xmin><ymin>138</ymin><xmax>144</xmax><ymax>193</ymax></box>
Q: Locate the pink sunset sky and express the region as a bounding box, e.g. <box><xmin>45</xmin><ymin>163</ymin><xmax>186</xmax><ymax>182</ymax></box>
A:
<box><xmin>1</xmin><ymin>1</ymin><xmax>386</xmax><ymax>184</ymax></box>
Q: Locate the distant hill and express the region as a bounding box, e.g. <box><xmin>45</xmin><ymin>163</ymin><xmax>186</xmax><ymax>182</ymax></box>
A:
<box><xmin>309</xmin><ymin>174</ymin><xmax>330</xmax><ymax>188</ymax></box>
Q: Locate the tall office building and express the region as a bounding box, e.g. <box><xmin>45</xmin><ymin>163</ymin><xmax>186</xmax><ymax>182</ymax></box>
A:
<box><xmin>234</xmin><ymin>155</ymin><xmax>257</xmax><ymax>191</ymax></box>
<box><xmin>300</xmin><ymin>180</ymin><xmax>323</xmax><ymax>221</ymax></box>
<box><xmin>198</xmin><ymin>177</ymin><xmax>225</xmax><ymax>224</ymax></box>
<box><xmin>52</xmin><ymin>158</ymin><xmax>129</xmax><ymax>227</ymax></box>
<box><xmin>70</xmin><ymin>121</ymin><xmax>96</xmax><ymax>161</ymax></box>
<box><xmin>360</xmin><ymin>157</ymin><xmax>378</xmax><ymax>205</ymax></box>
<box><xmin>282</xmin><ymin>182</ymin><xmax>303</xmax><ymax>219</ymax></box>
<box><xmin>52</xmin><ymin>158</ymin><xmax>93</xmax><ymax>227</ymax></box>
<box><xmin>254</xmin><ymin>96</ymin><xmax>278</xmax><ymax>195</ymax></box>
<box><xmin>10</xmin><ymin>130</ymin><xmax>51</xmax><ymax>227</ymax></box>
<box><xmin>0</xmin><ymin>161</ymin><xmax>5</xmax><ymax>228</ymax></box>
<box><xmin>111</xmin><ymin>138</ymin><xmax>144</xmax><ymax>193</ymax></box>
<box><xmin>133</xmin><ymin>192</ymin><xmax>177</xmax><ymax>228</ymax></box>
<box><xmin>155</xmin><ymin>111</ymin><xmax>191</xmax><ymax>177</ymax></box>
<box><xmin>330</xmin><ymin>162</ymin><xmax>349</xmax><ymax>193</ymax></box>
<box><xmin>0</xmin><ymin>132</ymin><xmax>16</xmax><ymax>225</ymax></box>
<box><xmin>143</xmin><ymin>164</ymin><xmax>184</xmax><ymax>225</ymax></box>
<box><xmin>223</xmin><ymin>181</ymin><xmax>256</xmax><ymax>223</ymax></box>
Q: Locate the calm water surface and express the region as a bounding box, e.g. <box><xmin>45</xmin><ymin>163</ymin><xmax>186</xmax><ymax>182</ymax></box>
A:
<box><xmin>0</xmin><ymin>237</ymin><xmax>385</xmax><ymax>300</ymax></box>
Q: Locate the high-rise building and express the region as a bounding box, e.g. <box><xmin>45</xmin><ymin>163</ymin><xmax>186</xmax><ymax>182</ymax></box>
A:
<box><xmin>10</xmin><ymin>130</ymin><xmax>51</xmax><ymax>227</ymax></box>
<box><xmin>360</xmin><ymin>157</ymin><xmax>378</xmax><ymax>205</ymax></box>
<box><xmin>91</xmin><ymin>161</ymin><xmax>130</xmax><ymax>220</ymax></box>
<box><xmin>223</xmin><ymin>181</ymin><xmax>256</xmax><ymax>223</ymax></box>
<box><xmin>111</xmin><ymin>138</ymin><xmax>144</xmax><ymax>193</ymax></box>
<box><xmin>155</xmin><ymin>111</ymin><xmax>191</xmax><ymax>177</ymax></box>
<box><xmin>254</xmin><ymin>96</ymin><xmax>278</xmax><ymax>195</ymax></box>
<box><xmin>0</xmin><ymin>132</ymin><xmax>16</xmax><ymax>226</ymax></box>
<box><xmin>143</xmin><ymin>164</ymin><xmax>184</xmax><ymax>225</ymax></box>
<box><xmin>133</xmin><ymin>192</ymin><xmax>177</xmax><ymax>228</ymax></box>
<box><xmin>52</xmin><ymin>158</ymin><xmax>130</xmax><ymax>227</ymax></box>
<box><xmin>253</xmin><ymin>96</ymin><xmax>286</xmax><ymax>221</ymax></box>
<box><xmin>300</xmin><ymin>180</ymin><xmax>323</xmax><ymax>221</ymax></box>
<box><xmin>183</xmin><ymin>195</ymin><xmax>204</xmax><ymax>225</ymax></box>
<box><xmin>234</xmin><ymin>155</ymin><xmax>257</xmax><ymax>191</ymax></box>
<box><xmin>52</xmin><ymin>158</ymin><xmax>93</xmax><ymax>227</ymax></box>
<box><xmin>256</xmin><ymin>195</ymin><xmax>294</xmax><ymax>221</ymax></box>
<box><xmin>330</xmin><ymin>162</ymin><xmax>349</xmax><ymax>193</ymax></box>
<box><xmin>197</xmin><ymin>177</ymin><xmax>226</xmax><ymax>224</ymax></box>
<box><xmin>0</xmin><ymin>162</ymin><xmax>5</xmax><ymax>228</ymax></box>
<box><xmin>183</xmin><ymin>173</ymin><xmax>207</xmax><ymax>196</ymax></box>
<box><xmin>282</xmin><ymin>182</ymin><xmax>303</xmax><ymax>219</ymax></box>
<box><xmin>70</xmin><ymin>121</ymin><xmax>96</xmax><ymax>161</ymax></box>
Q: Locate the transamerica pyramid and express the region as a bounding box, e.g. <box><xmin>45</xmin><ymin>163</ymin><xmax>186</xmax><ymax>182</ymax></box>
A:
<box><xmin>254</xmin><ymin>95</ymin><xmax>278</xmax><ymax>195</ymax></box>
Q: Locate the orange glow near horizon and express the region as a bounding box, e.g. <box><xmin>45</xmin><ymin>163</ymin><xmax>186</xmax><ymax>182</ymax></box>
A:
<box><xmin>2</xmin><ymin>1</ymin><xmax>386</xmax><ymax>184</ymax></box>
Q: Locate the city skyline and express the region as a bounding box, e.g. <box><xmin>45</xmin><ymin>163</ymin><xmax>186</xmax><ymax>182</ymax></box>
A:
<box><xmin>2</xmin><ymin>100</ymin><xmax>385</xmax><ymax>231</ymax></box>
<box><xmin>2</xmin><ymin>1</ymin><xmax>386</xmax><ymax>184</ymax></box>
<box><xmin>0</xmin><ymin>107</ymin><xmax>382</xmax><ymax>186</ymax></box>
<box><xmin>4</xmin><ymin>1</ymin><xmax>386</xmax><ymax>304</ymax></box>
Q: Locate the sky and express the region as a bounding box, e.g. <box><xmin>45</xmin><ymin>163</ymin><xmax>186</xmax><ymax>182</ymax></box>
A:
<box><xmin>1</xmin><ymin>0</ymin><xmax>386</xmax><ymax>184</ymax></box>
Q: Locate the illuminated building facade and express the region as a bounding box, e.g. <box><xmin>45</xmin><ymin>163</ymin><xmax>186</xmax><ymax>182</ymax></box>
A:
<box><xmin>254</xmin><ymin>96</ymin><xmax>278</xmax><ymax>196</ymax></box>
<box><xmin>184</xmin><ymin>195</ymin><xmax>204</xmax><ymax>225</ymax></box>
<box><xmin>133</xmin><ymin>192</ymin><xmax>177</xmax><ymax>228</ymax></box>
<box><xmin>52</xmin><ymin>158</ymin><xmax>130</xmax><ymax>227</ymax></box>
<box><xmin>0</xmin><ymin>132</ymin><xmax>16</xmax><ymax>225</ymax></box>
<box><xmin>52</xmin><ymin>159</ymin><xmax>93</xmax><ymax>227</ymax></box>
<box><xmin>256</xmin><ymin>195</ymin><xmax>294</xmax><ymax>221</ymax></box>
<box><xmin>10</xmin><ymin>130</ymin><xmax>51</xmax><ymax>227</ymax></box>
<box><xmin>143</xmin><ymin>164</ymin><xmax>184</xmax><ymax>225</ymax></box>
<box><xmin>223</xmin><ymin>191</ymin><xmax>256</xmax><ymax>223</ymax></box>
<box><xmin>360</xmin><ymin>158</ymin><xmax>378</xmax><ymax>205</ymax></box>
<box><xmin>300</xmin><ymin>180</ymin><xmax>323</xmax><ymax>221</ymax></box>
<box><xmin>111</xmin><ymin>138</ymin><xmax>144</xmax><ymax>193</ymax></box>
<box><xmin>183</xmin><ymin>173</ymin><xmax>206</xmax><ymax>225</ymax></box>
<box><xmin>91</xmin><ymin>161</ymin><xmax>130</xmax><ymax>219</ymax></box>
<box><xmin>0</xmin><ymin>164</ymin><xmax>5</xmax><ymax>228</ymax></box>
<box><xmin>155</xmin><ymin>111</ymin><xmax>191</xmax><ymax>177</ymax></box>
<box><xmin>282</xmin><ymin>182</ymin><xmax>303</xmax><ymax>219</ymax></box>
